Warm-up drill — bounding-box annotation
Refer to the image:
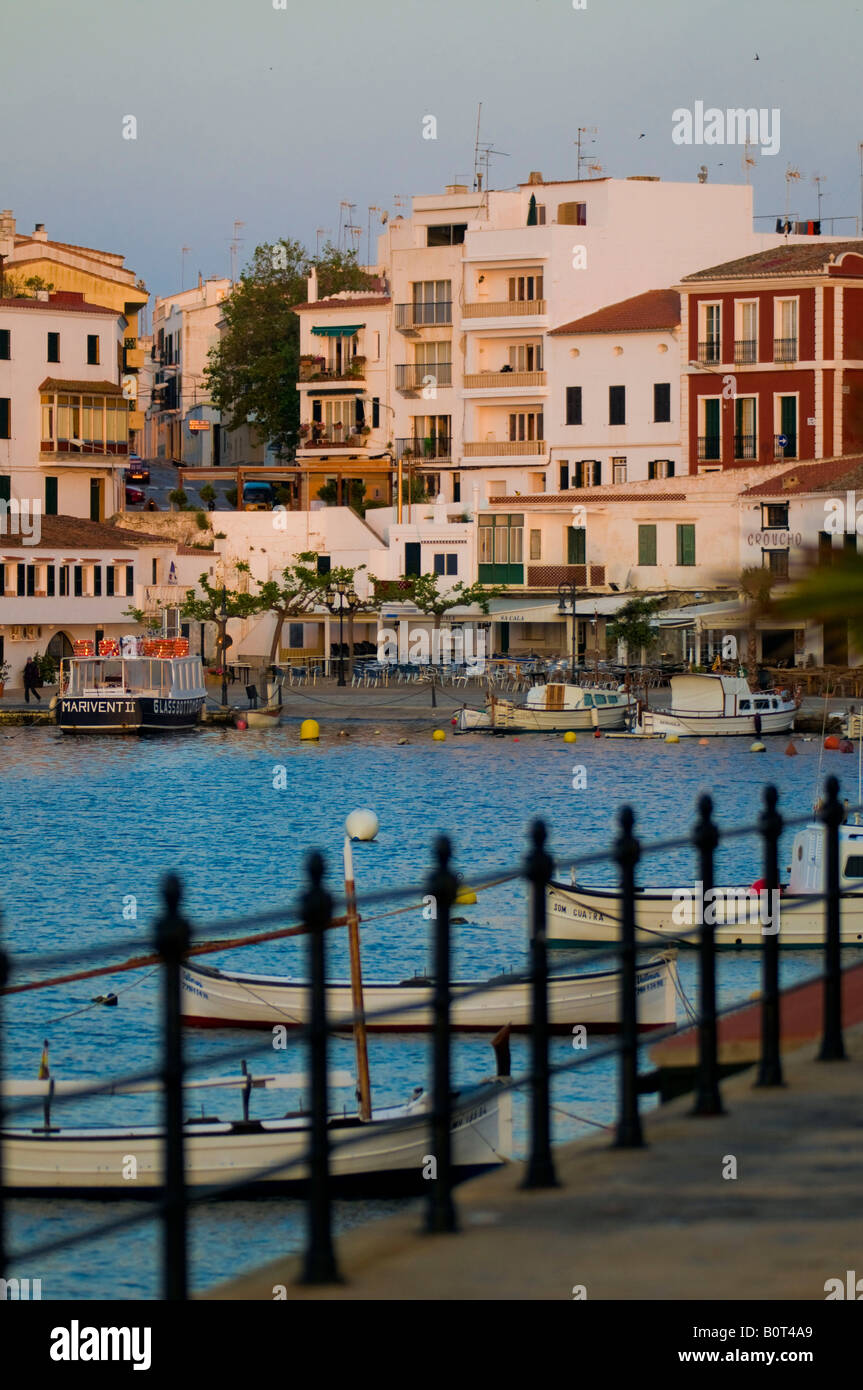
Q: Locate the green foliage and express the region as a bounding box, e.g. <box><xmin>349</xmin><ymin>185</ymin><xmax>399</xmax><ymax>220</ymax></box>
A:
<box><xmin>205</xmin><ymin>241</ymin><xmax>375</xmax><ymax>459</ymax></box>
<box><xmin>36</xmin><ymin>652</ymin><xmax>57</xmax><ymax>684</ymax></box>
<box><xmin>194</xmin><ymin>509</ymin><xmax>210</xmax><ymax>530</ymax></box>
<box><xmin>225</xmin><ymin>485</ymin><xmax>238</xmax><ymax>507</ymax></box>
<box><xmin>168</xmin><ymin>487</ymin><xmax>190</xmax><ymax>511</ymax></box>
<box><xmin>179</xmin><ymin>566</ymin><xmax>259</xmax><ymax>625</ymax></box>
<box><xmin>771</xmin><ymin>550</ymin><xmax>863</xmax><ymax>651</ymax></box>
<box><xmin>606</xmin><ymin>595</ymin><xmax>665</xmax><ymax>670</ymax></box>
<box><xmin>198</xmin><ymin>482</ymin><xmax>216</xmax><ymax>505</ymax></box>
<box><xmin>255</xmin><ymin>552</ymin><xmax>373</xmax><ymax>662</ymax></box>
<box><xmin>317</xmin><ymin>479</ymin><xmax>367</xmax><ymax>512</ymax></box>
<box><xmin>395</xmin><ymin>572</ymin><xmax>503</xmax><ymax>622</ymax></box>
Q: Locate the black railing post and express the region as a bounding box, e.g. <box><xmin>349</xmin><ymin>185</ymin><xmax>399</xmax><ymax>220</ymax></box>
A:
<box><xmin>522</xmin><ymin>820</ymin><xmax>558</xmax><ymax>1189</ymax></box>
<box><xmin>756</xmin><ymin>785</ymin><xmax>784</xmax><ymax>1088</ymax></box>
<box><xmin>426</xmin><ymin>834</ymin><xmax>458</xmax><ymax>1234</ymax></box>
<box><xmin>299</xmin><ymin>850</ymin><xmax>341</xmax><ymax>1284</ymax></box>
<box><xmin>0</xmin><ymin>932</ymin><xmax>7</xmax><ymax>1281</ymax></box>
<box><xmin>818</xmin><ymin>776</ymin><xmax>846</xmax><ymax>1062</ymax></box>
<box><xmin>614</xmin><ymin>806</ymin><xmax>644</xmax><ymax>1148</ymax></box>
<box><xmin>692</xmin><ymin>794</ymin><xmax>724</xmax><ymax>1115</ymax></box>
<box><xmin>155</xmin><ymin>873</ymin><xmax>191</xmax><ymax>1302</ymax></box>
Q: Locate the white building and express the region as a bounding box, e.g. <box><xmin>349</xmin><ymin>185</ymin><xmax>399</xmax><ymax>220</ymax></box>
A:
<box><xmin>148</xmin><ymin>277</ymin><xmax>231</xmax><ymax>466</ymax></box>
<box><xmin>0</xmin><ymin>291</ymin><xmax>133</xmax><ymax>520</ymax></box>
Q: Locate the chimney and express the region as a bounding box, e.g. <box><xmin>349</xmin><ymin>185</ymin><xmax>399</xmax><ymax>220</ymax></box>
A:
<box><xmin>307</xmin><ymin>265</ymin><xmax>318</xmax><ymax>303</ymax></box>
<box><xmin>527</xmin><ymin>171</ymin><xmax>544</xmax><ymax>185</ymax></box>
<box><xmin>32</xmin><ymin>223</ymin><xmax>47</xmax><ymax>241</ymax></box>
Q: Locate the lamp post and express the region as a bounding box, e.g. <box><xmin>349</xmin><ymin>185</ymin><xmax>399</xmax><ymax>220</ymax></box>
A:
<box><xmin>325</xmin><ymin>581</ymin><xmax>360</xmax><ymax>686</ymax></box>
<box><xmin>558</xmin><ymin>581</ymin><xmax>579</xmax><ymax>677</ymax></box>
<box><xmin>219</xmin><ymin>586</ymin><xmax>228</xmax><ymax>709</ymax></box>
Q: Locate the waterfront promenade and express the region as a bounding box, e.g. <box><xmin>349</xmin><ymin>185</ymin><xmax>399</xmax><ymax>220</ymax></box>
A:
<box><xmin>209</xmin><ymin>1022</ymin><xmax>863</xmax><ymax>1301</ymax></box>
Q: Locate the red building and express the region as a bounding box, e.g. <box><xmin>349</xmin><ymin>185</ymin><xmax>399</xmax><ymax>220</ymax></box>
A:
<box><xmin>677</xmin><ymin>241</ymin><xmax>863</xmax><ymax>474</ymax></box>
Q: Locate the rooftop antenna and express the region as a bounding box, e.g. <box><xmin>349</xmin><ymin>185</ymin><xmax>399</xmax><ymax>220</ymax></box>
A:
<box><xmin>346</xmin><ymin>223</ymin><xmax>362</xmax><ymax>260</ymax></box>
<box><xmin>315</xmin><ymin>227</ymin><xmax>331</xmax><ymax>257</ymax></box>
<box><xmin>785</xmin><ymin>165</ymin><xmax>802</xmax><ymax>224</ymax></box>
<box><xmin>472</xmin><ymin>101</ymin><xmax>483</xmax><ymax>190</ymax></box>
<box><xmin>575</xmin><ymin>126</ymin><xmax>599</xmax><ymax>180</ymax></box>
<box><xmin>366</xmin><ymin>206</ymin><xmax>382</xmax><ymax>269</ymax></box>
<box><xmin>812</xmin><ymin>172</ymin><xmax>827</xmax><ymax>222</ymax></box>
<box><xmin>180</xmin><ymin>245</ymin><xmax>192</xmax><ymax>291</ymax></box>
<box><xmin>229</xmin><ymin>221</ymin><xmax>245</xmax><ymax>284</ymax></box>
<box><xmin>742</xmin><ymin>139</ymin><xmax>757</xmax><ymax>183</ymax></box>
<box><xmin>338</xmin><ymin>201</ymin><xmax>356</xmax><ymax>252</ymax></box>
<box><xmin>697</xmin><ymin>164</ymin><xmax>708</xmax><ymax>184</ymax></box>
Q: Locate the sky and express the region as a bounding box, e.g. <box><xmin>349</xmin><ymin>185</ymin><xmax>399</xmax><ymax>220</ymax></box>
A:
<box><xmin>2</xmin><ymin>0</ymin><xmax>862</xmax><ymax>317</ymax></box>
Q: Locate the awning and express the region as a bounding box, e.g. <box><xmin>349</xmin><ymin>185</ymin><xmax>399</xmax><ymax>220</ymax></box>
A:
<box><xmin>311</xmin><ymin>325</ymin><xmax>362</xmax><ymax>337</ymax></box>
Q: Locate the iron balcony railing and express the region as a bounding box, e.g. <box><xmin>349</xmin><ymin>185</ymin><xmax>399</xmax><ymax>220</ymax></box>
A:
<box><xmin>696</xmin><ymin>435</ymin><xmax>721</xmax><ymax>461</ymax></box>
<box><xmin>697</xmin><ymin>339</ymin><xmax>721</xmax><ymax>364</ymax></box>
<box><xmin>394</xmin><ymin>436</ymin><xmax>452</xmax><ymax>460</ymax></box>
<box><xmin>395</xmin><ymin>301</ymin><xmax>452</xmax><ymax>330</ymax></box>
<box><xmin>395</xmin><ymin>363</ymin><xmax>452</xmax><ymax>392</ymax></box>
<box><xmin>773</xmin><ymin>338</ymin><xmax>798</xmax><ymax>363</ymax></box>
<box><xmin>734</xmin><ymin>338</ymin><xmax>758</xmax><ymax>364</ymax></box>
<box><xmin>733</xmin><ymin>433</ymin><xmax>757</xmax><ymax>459</ymax></box>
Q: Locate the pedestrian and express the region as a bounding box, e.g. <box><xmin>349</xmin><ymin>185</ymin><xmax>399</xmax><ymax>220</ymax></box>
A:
<box><xmin>23</xmin><ymin>655</ymin><xmax>42</xmax><ymax>703</ymax></box>
<box><xmin>146</xmin><ymin>498</ymin><xmax>158</xmax><ymax>511</ymax></box>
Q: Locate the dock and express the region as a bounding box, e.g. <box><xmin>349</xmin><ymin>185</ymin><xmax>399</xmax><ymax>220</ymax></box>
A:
<box><xmin>207</xmin><ymin>1018</ymin><xmax>863</xmax><ymax>1301</ymax></box>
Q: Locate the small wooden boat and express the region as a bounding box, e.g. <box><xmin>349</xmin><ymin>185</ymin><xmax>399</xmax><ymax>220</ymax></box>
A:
<box><xmin>180</xmin><ymin>952</ymin><xmax>678</xmax><ymax>1032</ymax></box>
<box><xmin>455</xmin><ymin>684</ymin><xmax>631</xmax><ymax>734</ymax></box>
<box><xmin>1</xmin><ymin>1067</ymin><xmax>509</xmax><ymax>1196</ymax></box>
<box><xmin>547</xmin><ymin>819</ymin><xmax>863</xmax><ymax>948</ymax></box>
<box><xmin>632</xmin><ymin>674</ymin><xmax>797</xmax><ymax>738</ymax></box>
<box><xmin>236</xmin><ymin>706</ymin><xmax>281</xmax><ymax>729</ymax></box>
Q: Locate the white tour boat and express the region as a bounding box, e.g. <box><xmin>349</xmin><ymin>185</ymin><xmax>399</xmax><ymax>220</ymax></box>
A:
<box><xmin>56</xmin><ymin>634</ymin><xmax>206</xmax><ymax>734</ymax></box>
<box><xmin>547</xmin><ymin>818</ymin><xmax>863</xmax><ymax>948</ymax></box>
<box><xmin>455</xmin><ymin>683</ymin><xmax>632</xmax><ymax>734</ymax></box>
<box><xmin>180</xmin><ymin>952</ymin><xmax>678</xmax><ymax>1033</ymax></box>
<box><xmin>1</xmin><ymin>1067</ymin><xmax>509</xmax><ymax>1196</ymax></box>
<box><xmin>631</xmin><ymin>673</ymin><xmax>797</xmax><ymax>738</ymax></box>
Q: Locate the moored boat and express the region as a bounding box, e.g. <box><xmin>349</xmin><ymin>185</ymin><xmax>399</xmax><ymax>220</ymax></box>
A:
<box><xmin>56</xmin><ymin>635</ymin><xmax>205</xmax><ymax>734</ymax></box>
<box><xmin>632</xmin><ymin>673</ymin><xmax>797</xmax><ymax>738</ymax></box>
<box><xmin>547</xmin><ymin>819</ymin><xmax>863</xmax><ymax>948</ymax></box>
<box><xmin>237</xmin><ymin>706</ymin><xmax>281</xmax><ymax>729</ymax></box>
<box><xmin>180</xmin><ymin>952</ymin><xmax>678</xmax><ymax>1032</ymax></box>
<box><xmin>456</xmin><ymin>683</ymin><xmax>631</xmax><ymax>734</ymax></box>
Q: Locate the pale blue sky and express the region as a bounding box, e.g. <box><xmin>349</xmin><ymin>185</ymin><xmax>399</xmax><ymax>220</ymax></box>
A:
<box><xmin>2</xmin><ymin>0</ymin><xmax>860</xmax><ymax>310</ymax></box>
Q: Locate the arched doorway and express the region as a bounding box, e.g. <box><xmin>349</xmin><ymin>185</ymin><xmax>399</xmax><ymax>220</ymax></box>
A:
<box><xmin>46</xmin><ymin>631</ymin><xmax>74</xmax><ymax>663</ymax></box>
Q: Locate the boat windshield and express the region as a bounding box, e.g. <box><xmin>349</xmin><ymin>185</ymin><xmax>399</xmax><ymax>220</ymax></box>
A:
<box><xmin>64</xmin><ymin>658</ymin><xmax>173</xmax><ymax>696</ymax></box>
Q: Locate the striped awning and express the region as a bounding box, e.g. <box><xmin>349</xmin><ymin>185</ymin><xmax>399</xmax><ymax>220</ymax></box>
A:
<box><xmin>311</xmin><ymin>324</ymin><xmax>362</xmax><ymax>337</ymax></box>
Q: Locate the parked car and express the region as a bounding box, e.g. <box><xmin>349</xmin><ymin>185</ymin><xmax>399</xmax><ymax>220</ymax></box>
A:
<box><xmin>242</xmin><ymin>481</ymin><xmax>275</xmax><ymax>511</ymax></box>
<box><xmin>125</xmin><ymin>485</ymin><xmax>146</xmax><ymax>506</ymax></box>
<box><xmin>126</xmin><ymin>458</ymin><xmax>150</xmax><ymax>483</ymax></box>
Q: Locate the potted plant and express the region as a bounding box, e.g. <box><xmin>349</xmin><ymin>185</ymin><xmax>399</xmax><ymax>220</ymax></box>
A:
<box><xmin>0</xmin><ymin>660</ymin><xmax>10</xmax><ymax>697</ymax></box>
<box><xmin>359</xmin><ymin>424</ymin><xmax>371</xmax><ymax>438</ymax></box>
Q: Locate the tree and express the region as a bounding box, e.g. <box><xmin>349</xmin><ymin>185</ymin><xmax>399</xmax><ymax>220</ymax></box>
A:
<box><xmin>205</xmin><ymin>241</ymin><xmax>375</xmax><ymax>460</ymax></box>
<box><xmin>770</xmin><ymin>549</ymin><xmax>863</xmax><ymax>658</ymax></box>
<box><xmin>738</xmin><ymin>566</ymin><xmax>774</xmax><ymax>674</ymax></box>
<box><xmin>254</xmin><ymin>552</ymin><xmax>373</xmax><ymax>666</ymax></box>
<box><xmin>179</xmin><ymin>566</ymin><xmax>260</xmax><ymax>682</ymax></box>
<box><xmin>606</xmin><ymin>596</ymin><xmax>664</xmax><ymax>689</ymax></box>
<box><xmin>198</xmin><ymin>482</ymin><xmax>216</xmax><ymax>507</ymax></box>
<box><xmin>168</xmin><ymin>487</ymin><xmax>190</xmax><ymax>511</ymax></box>
<box><xmin>402</xmin><ymin>573</ymin><xmax>503</xmax><ymax>630</ymax></box>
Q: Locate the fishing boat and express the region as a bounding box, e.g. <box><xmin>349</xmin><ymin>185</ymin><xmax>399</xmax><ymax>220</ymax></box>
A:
<box><xmin>455</xmin><ymin>684</ymin><xmax>631</xmax><ymax>734</ymax></box>
<box><xmin>630</xmin><ymin>673</ymin><xmax>797</xmax><ymax>738</ymax></box>
<box><xmin>55</xmin><ymin>634</ymin><xmax>205</xmax><ymax>734</ymax></box>
<box><xmin>546</xmin><ymin>818</ymin><xmax>863</xmax><ymax>948</ymax></box>
<box><xmin>236</xmin><ymin>706</ymin><xmax>281</xmax><ymax>729</ymax></box>
<box><xmin>180</xmin><ymin>952</ymin><xmax>678</xmax><ymax>1032</ymax></box>
<box><xmin>0</xmin><ymin>1067</ymin><xmax>509</xmax><ymax>1197</ymax></box>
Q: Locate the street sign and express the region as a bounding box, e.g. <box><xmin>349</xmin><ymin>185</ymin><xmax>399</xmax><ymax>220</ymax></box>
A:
<box><xmin>188</xmin><ymin>420</ymin><xmax>210</xmax><ymax>431</ymax></box>
<box><xmin>777</xmin><ymin>433</ymin><xmax>788</xmax><ymax>448</ymax></box>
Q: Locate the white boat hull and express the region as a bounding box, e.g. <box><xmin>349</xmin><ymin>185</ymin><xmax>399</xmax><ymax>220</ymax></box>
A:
<box><xmin>181</xmin><ymin>956</ymin><xmax>677</xmax><ymax>1032</ymax></box>
<box><xmin>1</xmin><ymin>1087</ymin><xmax>506</xmax><ymax>1196</ymax></box>
<box><xmin>547</xmin><ymin>882</ymin><xmax>863</xmax><ymax>948</ymax></box>
<box><xmin>490</xmin><ymin>701</ymin><xmax>628</xmax><ymax>732</ymax></box>
<box><xmin>241</xmin><ymin>708</ymin><xmax>281</xmax><ymax>728</ymax></box>
<box><xmin>638</xmin><ymin>707</ymin><xmax>795</xmax><ymax>738</ymax></box>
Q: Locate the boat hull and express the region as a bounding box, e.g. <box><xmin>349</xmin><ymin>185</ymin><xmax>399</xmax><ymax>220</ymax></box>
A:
<box><xmin>57</xmin><ymin>695</ymin><xmax>205</xmax><ymax>734</ymax></box>
<box><xmin>242</xmin><ymin>708</ymin><xmax>281</xmax><ymax>728</ymax></box>
<box><xmin>1</xmin><ymin>1086</ymin><xmax>506</xmax><ymax>1197</ymax></box>
<box><xmin>547</xmin><ymin>881</ymin><xmax>863</xmax><ymax>947</ymax></box>
<box><xmin>181</xmin><ymin>956</ymin><xmax>677</xmax><ymax>1032</ymax></box>
<box><xmin>490</xmin><ymin>701</ymin><xmax>628</xmax><ymax>732</ymax></box>
<box><xmin>638</xmin><ymin>707</ymin><xmax>795</xmax><ymax>737</ymax></box>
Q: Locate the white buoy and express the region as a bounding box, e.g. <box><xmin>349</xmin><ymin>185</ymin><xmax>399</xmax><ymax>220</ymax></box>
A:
<box><xmin>345</xmin><ymin>808</ymin><xmax>379</xmax><ymax>842</ymax></box>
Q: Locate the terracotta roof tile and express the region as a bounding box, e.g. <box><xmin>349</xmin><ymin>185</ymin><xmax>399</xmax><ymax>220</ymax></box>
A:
<box><xmin>488</xmin><ymin>491</ymin><xmax>688</xmax><ymax>504</ymax></box>
<box><xmin>682</xmin><ymin>242</ymin><xmax>863</xmax><ymax>282</ymax></box>
<box><xmin>39</xmin><ymin>377</ymin><xmax>123</xmax><ymax>394</ymax></box>
<box><xmin>550</xmin><ymin>289</ymin><xmax>680</xmax><ymax>335</ymax></box>
<box><xmin>294</xmin><ymin>296</ymin><xmax>391</xmax><ymax>312</ymax></box>
<box><xmin>0</xmin><ymin>297</ymin><xmax>119</xmax><ymax>316</ymax></box>
<box><xmin>0</xmin><ymin>515</ymin><xmax>168</xmax><ymax>550</ymax></box>
<box><xmin>742</xmin><ymin>456</ymin><xmax>863</xmax><ymax>496</ymax></box>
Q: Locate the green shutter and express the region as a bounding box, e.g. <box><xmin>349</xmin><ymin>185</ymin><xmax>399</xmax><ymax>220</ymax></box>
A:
<box><xmin>677</xmin><ymin>524</ymin><xmax>696</xmax><ymax>566</ymax></box>
<box><xmin>45</xmin><ymin>476</ymin><xmax>58</xmax><ymax>515</ymax></box>
<box><xmin>0</xmin><ymin>475</ymin><xmax>10</xmax><ymax>503</ymax></box>
<box><xmin>638</xmin><ymin>524</ymin><xmax>657</xmax><ymax>566</ymax></box>
<box><xmin>567</xmin><ymin>526</ymin><xmax>586</xmax><ymax>564</ymax></box>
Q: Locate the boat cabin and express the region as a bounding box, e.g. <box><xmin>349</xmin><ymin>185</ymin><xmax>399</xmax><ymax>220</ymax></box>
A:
<box><xmin>523</xmin><ymin>683</ymin><xmax>629</xmax><ymax>712</ymax></box>
<box><xmin>669</xmin><ymin>674</ymin><xmax>789</xmax><ymax>716</ymax></box>
<box><xmin>61</xmin><ymin>654</ymin><xmax>206</xmax><ymax>699</ymax></box>
<box><xmin>787</xmin><ymin>821</ymin><xmax>863</xmax><ymax>894</ymax></box>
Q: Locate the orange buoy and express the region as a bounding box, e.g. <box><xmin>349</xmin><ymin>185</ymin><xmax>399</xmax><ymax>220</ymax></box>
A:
<box><xmin>824</xmin><ymin>735</ymin><xmax>840</xmax><ymax>750</ymax></box>
<box><xmin>785</xmin><ymin>740</ymin><xmax>798</xmax><ymax>756</ymax></box>
<box><xmin>698</xmin><ymin>737</ymin><xmax>709</xmax><ymax>746</ymax></box>
<box><xmin>594</xmin><ymin>728</ymin><xmax>602</xmax><ymax>738</ymax></box>
<box><xmin>235</xmin><ymin>718</ymin><xmax>248</xmax><ymax>731</ymax></box>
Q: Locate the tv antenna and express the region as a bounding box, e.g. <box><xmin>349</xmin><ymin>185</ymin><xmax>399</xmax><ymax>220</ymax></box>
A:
<box><xmin>315</xmin><ymin>227</ymin><xmax>331</xmax><ymax>257</ymax></box>
<box><xmin>338</xmin><ymin>201</ymin><xmax>356</xmax><ymax>252</ymax></box>
<box><xmin>228</xmin><ymin>221</ymin><xmax>245</xmax><ymax>284</ymax></box>
<box><xmin>742</xmin><ymin>139</ymin><xmax>757</xmax><ymax>183</ymax></box>
<box><xmin>575</xmin><ymin>126</ymin><xmax>599</xmax><ymax>179</ymax></box>
<box><xmin>472</xmin><ymin>103</ymin><xmax>510</xmax><ymax>199</ymax></box>
<box><xmin>785</xmin><ymin>165</ymin><xmax>802</xmax><ymax>222</ymax></box>
<box><xmin>812</xmin><ymin>172</ymin><xmax>827</xmax><ymax>222</ymax></box>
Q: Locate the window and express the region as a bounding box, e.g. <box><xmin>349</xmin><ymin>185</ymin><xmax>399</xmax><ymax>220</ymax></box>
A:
<box><xmin>0</xmin><ymin>329</ymin><xmax>9</xmax><ymax>359</ymax></box>
<box><xmin>609</xmin><ymin>386</ymin><xmax>625</xmax><ymax>425</ymax></box>
<box><xmin>74</xmin><ymin>565</ymin><xmax>83</xmax><ymax>597</ymax></box>
<box><xmin>507</xmin><ymin>273</ymin><xmax>544</xmax><ymax>302</ymax></box>
<box><xmin>774</xmin><ymin>299</ymin><xmax>798</xmax><ymax>360</ymax></box>
<box><xmin>735</xmin><ymin>301</ymin><xmax>758</xmax><ymax>362</ymax></box>
<box><xmin>638</xmin><ymin>524</ymin><xmax>657</xmax><ymax>566</ymax></box>
<box><xmin>734</xmin><ymin>397</ymin><xmax>757</xmax><ymax>458</ymax></box>
<box><xmin>106</xmin><ymin>566</ymin><xmax>115</xmax><ymax>597</ymax></box>
<box><xmin>316</xmin><ymin>555</ymin><xmax>331</xmax><ymax>575</ymax></box>
<box><xmin>411</xmin><ymin>281</ymin><xmax>451</xmax><ymax>325</ymax></box>
<box><xmin>612</xmin><ymin>457</ymin><xmax>627</xmax><ymax>483</ymax></box>
<box><xmin>699</xmin><ymin>398</ymin><xmax>721</xmax><ymax>459</ymax></box>
<box><xmin>59</xmin><ymin>565</ymin><xmax>68</xmax><ymax>596</ymax></box>
<box><xmin>572</xmin><ymin>460</ymin><xmax>601</xmax><ymax>487</ymax></box>
<box><xmin>648</xmin><ymin>460</ymin><xmax>675</xmax><ymax>479</ymax></box>
<box><xmin>764</xmin><ymin>549</ymin><xmax>789</xmax><ymax>578</ymax></box>
<box><xmin>844</xmin><ymin>856</ymin><xmax>863</xmax><ymax>878</ymax></box>
<box><xmin>45</xmin><ymin>476</ymin><xmax>58</xmax><ymax>515</ymax></box>
<box><xmin>530</xmin><ymin>529</ymin><xmax>542</xmax><ymax>560</ymax></box>
<box><xmin>763</xmin><ymin>503</ymin><xmax>789</xmax><ymax>528</ymax></box>
<box><xmin>86</xmin><ymin>335</ymin><xmax>100</xmax><ymax>365</ymax></box>
<box><xmin>405</xmin><ymin>542</ymin><xmax>421</xmax><ymax>576</ymax></box>
<box><xmin>288</xmin><ymin>623</ymin><xmax>304</xmax><ymax>648</ymax></box>
<box><xmin>654</xmin><ymin>383</ymin><xmax>671</xmax><ymax>422</ymax></box>
<box><xmin>567</xmin><ymin>525</ymin><xmax>586</xmax><ymax>564</ymax></box>
<box><xmin>777</xmin><ymin>395</ymin><xmax>797</xmax><ymax>456</ymax></box>
<box><xmin>0</xmin><ymin>399</ymin><xmax>9</xmax><ymax>438</ymax></box>
<box><xmin>47</xmin><ymin>332</ymin><xmax>60</xmax><ymax>363</ymax></box>
<box><xmin>507</xmin><ymin>411</ymin><xmax>544</xmax><ymax>442</ymax></box>
<box><xmin>676</xmin><ymin>524</ymin><xmax>696</xmax><ymax>566</ymax></box>
<box><xmin>559</xmin><ymin>462</ymin><xmax>570</xmax><ymax>490</ymax></box>
<box><xmin>566</xmin><ymin>386</ymin><xmax>582</xmax><ymax>426</ymax></box>
<box><xmin>478</xmin><ymin>514</ymin><xmax>524</xmax><ymax>581</ymax></box>
<box><xmin>700</xmin><ymin>303</ymin><xmax>721</xmax><ymax>362</ymax></box>
<box><xmin>508</xmin><ymin>341</ymin><xmax>543</xmax><ymax>371</ymax></box>
<box><xmin>426</xmin><ymin>223</ymin><xmax>466</xmax><ymax>246</ymax></box>
<box><xmin>433</xmin><ymin>553</ymin><xmax>458</xmax><ymax>575</ymax></box>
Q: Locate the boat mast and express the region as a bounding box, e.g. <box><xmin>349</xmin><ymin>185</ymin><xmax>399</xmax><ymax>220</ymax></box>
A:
<box><xmin>343</xmin><ymin>833</ymin><xmax>372</xmax><ymax>1120</ymax></box>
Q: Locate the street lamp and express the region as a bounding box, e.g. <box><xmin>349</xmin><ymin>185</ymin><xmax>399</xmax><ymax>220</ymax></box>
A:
<box><xmin>325</xmin><ymin>581</ymin><xmax>360</xmax><ymax>686</ymax></box>
<box><xmin>558</xmin><ymin>581</ymin><xmax>579</xmax><ymax>678</ymax></box>
<box><xmin>219</xmin><ymin>585</ymin><xmax>228</xmax><ymax>709</ymax></box>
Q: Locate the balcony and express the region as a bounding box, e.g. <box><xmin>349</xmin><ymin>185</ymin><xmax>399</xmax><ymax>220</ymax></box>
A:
<box><xmin>395</xmin><ymin>363</ymin><xmax>452</xmax><ymax>393</ymax></box>
<box><xmin>774</xmin><ymin>433</ymin><xmax>798</xmax><ymax>458</ymax></box>
<box><xmin>395</xmin><ymin>302</ymin><xmax>452</xmax><ymax>331</ymax></box>
<box><xmin>734</xmin><ymin>339</ymin><xmax>757</xmax><ymax>365</ymax></box>
<box><xmin>733</xmin><ymin>433</ymin><xmax>757</xmax><ymax>460</ymax></box>
<box><xmin>697</xmin><ymin>340</ymin><xmax>721</xmax><ymax>364</ymax></box>
<box><xmin>123</xmin><ymin>346</ymin><xmax>146</xmax><ymax>371</ymax></box>
<box><xmin>696</xmin><ymin>436</ymin><xmax>721</xmax><ymax>461</ymax></box>
<box><xmin>463</xmin><ymin>370</ymin><xmax>547</xmax><ymax>391</ymax></box>
<box><xmin>297</xmin><ymin>426</ymin><xmax>372</xmax><ymax>454</ymax></box>
<box><xmin>463</xmin><ymin>299</ymin><xmax>547</xmax><ymax>321</ymax></box>
<box><xmin>773</xmin><ymin>338</ymin><xmax>798</xmax><ymax>363</ymax></box>
<box><xmin>299</xmin><ymin>358</ymin><xmax>366</xmax><ymax>383</ymax></box>
<box><xmin>395</xmin><ymin>437</ymin><xmax>452</xmax><ymax>463</ymax></box>
<box><xmin>463</xmin><ymin>439</ymin><xmax>546</xmax><ymax>457</ymax></box>
<box><xmin>527</xmin><ymin>564</ymin><xmax>605</xmax><ymax>588</ymax></box>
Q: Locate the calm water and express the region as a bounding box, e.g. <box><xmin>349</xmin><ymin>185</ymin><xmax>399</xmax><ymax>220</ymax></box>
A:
<box><xmin>1</xmin><ymin>720</ymin><xmax>855</xmax><ymax>1297</ymax></box>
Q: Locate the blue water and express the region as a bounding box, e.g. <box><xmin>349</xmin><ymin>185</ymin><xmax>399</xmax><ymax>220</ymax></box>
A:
<box><xmin>1</xmin><ymin>721</ymin><xmax>855</xmax><ymax>1297</ymax></box>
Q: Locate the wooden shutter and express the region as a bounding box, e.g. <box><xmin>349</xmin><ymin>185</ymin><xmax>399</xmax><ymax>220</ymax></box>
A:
<box><xmin>638</xmin><ymin>525</ymin><xmax>657</xmax><ymax>566</ymax></box>
<box><xmin>592</xmin><ymin>460</ymin><xmax>601</xmax><ymax>486</ymax></box>
<box><xmin>566</xmin><ymin>386</ymin><xmax>582</xmax><ymax>426</ymax></box>
<box><xmin>609</xmin><ymin>386</ymin><xmax>625</xmax><ymax>425</ymax></box>
<box><xmin>677</xmin><ymin>524</ymin><xmax>695</xmax><ymax>566</ymax></box>
<box><xmin>567</xmin><ymin>526</ymin><xmax>586</xmax><ymax>564</ymax></box>
<box><xmin>573</xmin><ymin>460</ymin><xmax>584</xmax><ymax>489</ymax></box>
<box><xmin>312</xmin><ymin>399</ymin><xmax>322</xmax><ymax>422</ymax></box>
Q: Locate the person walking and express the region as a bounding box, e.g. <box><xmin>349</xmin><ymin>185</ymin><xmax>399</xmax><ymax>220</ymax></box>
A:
<box><xmin>23</xmin><ymin>655</ymin><xmax>42</xmax><ymax>703</ymax></box>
